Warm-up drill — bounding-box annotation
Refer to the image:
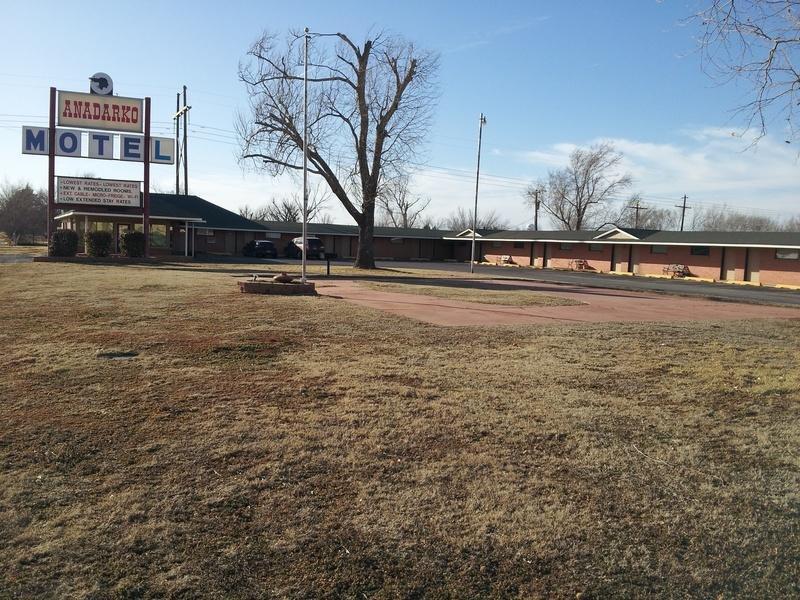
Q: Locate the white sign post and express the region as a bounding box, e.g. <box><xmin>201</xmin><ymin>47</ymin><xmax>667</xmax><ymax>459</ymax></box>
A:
<box><xmin>57</xmin><ymin>176</ymin><xmax>141</xmax><ymax>207</ymax></box>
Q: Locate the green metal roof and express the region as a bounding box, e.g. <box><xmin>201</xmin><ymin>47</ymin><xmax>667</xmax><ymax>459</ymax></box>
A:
<box><xmin>150</xmin><ymin>194</ymin><xmax>268</xmax><ymax>231</ymax></box>
<box><xmin>468</xmin><ymin>227</ymin><xmax>800</xmax><ymax>247</ymax></box>
<box><xmin>259</xmin><ymin>220</ymin><xmax>456</xmax><ymax>239</ymax></box>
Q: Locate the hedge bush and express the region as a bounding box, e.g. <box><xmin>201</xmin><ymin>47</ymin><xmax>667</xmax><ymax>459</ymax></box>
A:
<box><xmin>242</xmin><ymin>240</ymin><xmax>257</xmax><ymax>257</ymax></box>
<box><xmin>120</xmin><ymin>230</ymin><xmax>146</xmax><ymax>258</ymax></box>
<box><xmin>85</xmin><ymin>230</ymin><xmax>113</xmax><ymax>257</ymax></box>
<box><xmin>49</xmin><ymin>229</ymin><xmax>79</xmax><ymax>257</ymax></box>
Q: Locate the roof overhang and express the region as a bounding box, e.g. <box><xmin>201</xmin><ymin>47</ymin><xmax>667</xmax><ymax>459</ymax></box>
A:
<box><xmin>440</xmin><ymin>235</ymin><xmax>800</xmax><ymax>249</ymax></box>
<box><xmin>55</xmin><ymin>210</ymin><xmax>206</xmax><ymax>223</ymax></box>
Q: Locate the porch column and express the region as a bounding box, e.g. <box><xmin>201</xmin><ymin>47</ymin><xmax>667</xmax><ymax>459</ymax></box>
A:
<box><xmin>184</xmin><ymin>221</ymin><xmax>189</xmax><ymax>256</ymax></box>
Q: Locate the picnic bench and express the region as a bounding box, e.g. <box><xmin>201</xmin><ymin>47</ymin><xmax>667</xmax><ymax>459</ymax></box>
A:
<box><xmin>496</xmin><ymin>254</ymin><xmax>514</xmax><ymax>265</ymax></box>
<box><xmin>569</xmin><ymin>258</ymin><xmax>590</xmax><ymax>271</ymax></box>
<box><xmin>663</xmin><ymin>263</ymin><xmax>690</xmax><ymax>278</ymax></box>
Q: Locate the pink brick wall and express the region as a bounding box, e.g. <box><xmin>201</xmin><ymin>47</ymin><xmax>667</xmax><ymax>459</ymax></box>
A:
<box><xmin>544</xmin><ymin>243</ymin><xmax>613</xmax><ymax>271</ymax></box>
<box><xmin>636</xmin><ymin>245</ymin><xmax>722</xmax><ymax>279</ymax></box>
<box><xmin>483</xmin><ymin>241</ymin><xmax>532</xmax><ymax>266</ymax></box>
<box><xmin>755</xmin><ymin>248</ymin><xmax>800</xmax><ymax>286</ymax></box>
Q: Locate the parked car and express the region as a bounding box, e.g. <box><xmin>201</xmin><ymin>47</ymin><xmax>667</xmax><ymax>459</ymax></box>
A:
<box><xmin>286</xmin><ymin>236</ymin><xmax>325</xmax><ymax>260</ymax></box>
<box><xmin>243</xmin><ymin>239</ymin><xmax>278</xmax><ymax>259</ymax></box>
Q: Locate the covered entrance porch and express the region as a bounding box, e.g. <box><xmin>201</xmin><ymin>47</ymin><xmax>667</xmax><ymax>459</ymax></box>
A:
<box><xmin>54</xmin><ymin>210</ymin><xmax>205</xmax><ymax>257</ymax></box>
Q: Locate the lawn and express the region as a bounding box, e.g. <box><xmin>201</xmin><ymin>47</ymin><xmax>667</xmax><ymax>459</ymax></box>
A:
<box><xmin>361</xmin><ymin>280</ymin><xmax>583</xmax><ymax>306</ymax></box>
<box><xmin>0</xmin><ymin>244</ymin><xmax>47</xmax><ymax>255</ymax></box>
<box><xmin>1</xmin><ymin>262</ymin><xmax>798</xmax><ymax>598</ymax></box>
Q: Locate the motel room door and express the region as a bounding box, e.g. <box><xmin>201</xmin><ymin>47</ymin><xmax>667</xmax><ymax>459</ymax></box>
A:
<box><xmin>745</xmin><ymin>248</ymin><xmax>760</xmax><ymax>283</ymax></box>
<box><xmin>611</xmin><ymin>245</ymin><xmax>628</xmax><ymax>272</ymax></box>
<box><xmin>721</xmin><ymin>247</ymin><xmax>737</xmax><ymax>281</ymax></box>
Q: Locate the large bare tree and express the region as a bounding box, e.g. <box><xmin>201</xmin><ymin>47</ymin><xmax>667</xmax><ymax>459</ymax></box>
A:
<box><xmin>693</xmin><ymin>0</ymin><xmax>800</xmax><ymax>143</ymax></box>
<box><xmin>238</xmin><ymin>30</ymin><xmax>438</xmax><ymax>268</ymax></box>
<box><xmin>377</xmin><ymin>174</ymin><xmax>431</xmax><ymax>228</ymax></box>
<box><xmin>542</xmin><ymin>143</ymin><xmax>632</xmax><ymax>230</ymax></box>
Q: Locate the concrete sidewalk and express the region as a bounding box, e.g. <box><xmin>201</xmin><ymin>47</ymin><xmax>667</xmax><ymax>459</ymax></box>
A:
<box><xmin>315</xmin><ymin>278</ymin><xmax>800</xmax><ymax>326</ymax></box>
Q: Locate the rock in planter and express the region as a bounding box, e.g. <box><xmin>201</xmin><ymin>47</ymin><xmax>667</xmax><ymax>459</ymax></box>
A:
<box><xmin>273</xmin><ymin>272</ymin><xmax>294</xmax><ymax>283</ymax></box>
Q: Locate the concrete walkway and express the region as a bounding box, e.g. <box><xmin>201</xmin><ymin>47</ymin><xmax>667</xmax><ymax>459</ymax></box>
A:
<box><xmin>315</xmin><ymin>279</ymin><xmax>800</xmax><ymax>326</ymax></box>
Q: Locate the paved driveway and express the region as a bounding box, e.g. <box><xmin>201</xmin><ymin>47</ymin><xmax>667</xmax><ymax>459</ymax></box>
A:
<box><xmin>372</xmin><ymin>261</ymin><xmax>800</xmax><ymax>307</ymax></box>
<box><xmin>316</xmin><ymin>278</ymin><xmax>800</xmax><ymax>326</ymax></box>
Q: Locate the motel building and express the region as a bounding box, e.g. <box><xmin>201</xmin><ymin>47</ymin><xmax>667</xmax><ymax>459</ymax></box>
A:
<box><xmin>50</xmin><ymin>191</ymin><xmax>800</xmax><ymax>288</ymax></box>
<box><xmin>55</xmin><ymin>193</ymin><xmax>270</xmax><ymax>257</ymax></box>
<box><xmin>446</xmin><ymin>227</ymin><xmax>800</xmax><ymax>287</ymax></box>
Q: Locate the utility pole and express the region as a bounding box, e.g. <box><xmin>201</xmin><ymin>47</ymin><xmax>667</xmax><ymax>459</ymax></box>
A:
<box><xmin>182</xmin><ymin>85</ymin><xmax>189</xmax><ymax>196</ymax></box>
<box><xmin>301</xmin><ymin>28</ymin><xmax>310</xmax><ymax>284</ymax></box>
<box><xmin>470</xmin><ymin>112</ymin><xmax>487</xmax><ymax>274</ymax></box>
<box><xmin>174</xmin><ymin>89</ymin><xmax>191</xmax><ymax>195</ymax></box>
<box><xmin>175</xmin><ymin>93</ymin><xmax>180</xmax><ymax>195</ymax></box>
<box><xmin>532</xmin><ymin>187</ymin><xmax>543</xmax><ymax>231</ymax></box>
<box><xmin>630</xmin><ymin>197</ymin><xmax>648</xmax><ymax>228</ymax></box>
<box><xmin>675</xmin><ymin>194</ymin><xmax>692</xmax><ymax>231</ymax></box>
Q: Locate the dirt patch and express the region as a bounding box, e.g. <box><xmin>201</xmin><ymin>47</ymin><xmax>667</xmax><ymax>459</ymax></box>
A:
<box><xmin>362</xmin><ymin>280</ymin><xmax>583</xmax><ymax>306</ymax></box>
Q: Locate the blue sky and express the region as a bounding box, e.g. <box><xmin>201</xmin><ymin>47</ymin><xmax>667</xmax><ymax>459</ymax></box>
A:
<box><xmin>1</xmin><ymin>0</ymin><xmax>798</xmax><ymax>226</ymax></box>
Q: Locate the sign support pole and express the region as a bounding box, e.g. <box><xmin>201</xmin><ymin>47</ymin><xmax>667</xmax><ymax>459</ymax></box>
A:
<box><xmin>47</xmin><ymin>87</ymin><xmax>56</xmax><ymax>250</ymax></box>
<box><xmin>143</xmin><ymin>97</ymin><xmax>151</xmax><ymax>257</ymax></box>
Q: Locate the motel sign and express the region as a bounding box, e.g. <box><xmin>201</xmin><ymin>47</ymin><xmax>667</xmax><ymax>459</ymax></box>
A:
<box><xmin>22</xmin><ymin>126</ymin><xmax>174</xmax><ymax>163</ymax></box>
<box><xmin>21</xmin><ymin>76</ymin><xmax>175</xmax><ymax>256</ymax></box>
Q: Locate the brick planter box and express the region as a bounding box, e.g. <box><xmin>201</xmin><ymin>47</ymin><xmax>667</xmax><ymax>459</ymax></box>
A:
<box><xmin>238</xmin><ymin>280</ymin><xmax>316</xmax><ymax>295</ymax></box>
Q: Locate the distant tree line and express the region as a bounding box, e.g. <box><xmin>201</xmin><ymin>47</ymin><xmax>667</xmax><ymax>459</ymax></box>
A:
<box><xmin>522</xmin><ymin>143</ymin><xmax>799</xmax><ymax>232</ymax></box>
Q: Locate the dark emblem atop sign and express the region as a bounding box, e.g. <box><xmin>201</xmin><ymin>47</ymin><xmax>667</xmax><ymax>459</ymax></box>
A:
<box><xmin>89</xmin><ymin>72</ymin><xmax>113</xmax><ymax>96</ymax></box>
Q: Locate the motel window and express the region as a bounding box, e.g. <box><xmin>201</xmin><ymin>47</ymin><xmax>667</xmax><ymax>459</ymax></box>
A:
<box><xmin>92</xmin><ymin>222</ymin><xmax>113</xmax><ymax>233</ymax></box>
<box><xmin>776</xmin><ymin>248</ymin><xmax>800</xmax><ymax>260</ymax></box>
<box><xmin>491</xmin><ymin>241</ymin><xmax>503</xmax><ymax>248</ymax></box>
<box><xmin>196</xmin><ymin>228</ymin><xmax>214</xmax><ymax>236</ymax></box>
<box><xmin>588</xmin><ymin>243</ymin><xmax>603</xmax><ymax>252</ymax></box>
<box><xmin>149</xmin><ymin>224</ymin><xmax>168</xmax><ymax>248</ymax></box>
<box><xmin>560</xmin><ymin>243</ymin><xmax>573</xmax><ymax>251</ymax></box>
<box><xmin>513</xmin><ymin>241</ymin><xmax>525</xmax><ymax>249</ymax></box>
<box><xmin>390</xmin><ymin>237</ymin><xmax>404</xmax><ymax>245</ymax></box>
<box><xmin>651</xmin><ymin>245</ymin><xmax>668</xmax><ymax>254</ymax></box>
<box><xmin>690</xmin><ymin>246</ymin><xmax>710</xmax><ymax>256</ymax></box>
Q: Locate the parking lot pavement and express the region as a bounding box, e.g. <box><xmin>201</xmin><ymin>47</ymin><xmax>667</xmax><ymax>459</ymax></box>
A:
<box><xmin>0</xmin><ymin>254</ymin><xmax>37</xmax><ymax>264</ymax></box>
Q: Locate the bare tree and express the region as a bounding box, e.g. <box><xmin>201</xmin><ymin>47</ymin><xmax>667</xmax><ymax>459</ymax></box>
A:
<box><xmin>523</xmin><ymin>180</ymin><xmax>547</xmax><ymax>231</ymax></box>
<box><xmin>783</xmin><ymin>214</ymin><xmax>800</xmax><ymax>231</ymax></box>
<box><xmin>238</xmin><ymin>30</ymin><xmax>438</xmax><ymax>268</ymax></box>
<box><xmin>542</xmin><ymin>143</ymin><xmax>632</xmax><ymax>230</ymax></box>
<box><xmin>0</xmin><ymin>183</ymin><xmax>47</xmax><ymax>244</ymax></box>
<box><xmin>690</xmin><ymin>204</ymin><xmax>783</xmax><ymax>230</ymax></box>
<box><xmin>239</xmin><ymin>182</ymin><xmax>331</xmax><ymax>223</ymax></box>
<box><xmin>377</xmin><ymin>174</ymin><xmax>431</xmax><ymax>228</ymax></box>
<box><xmin>443</xmin><ymin>206</ymin><xmax>510</xmax><ymax>232</ymax></box>
<box><xmin>610</xmin><ymin>197</ymin><xmax>679</xmax><ymax>230</ymax></box>
<box><xmin>692</xmin><ymin>1</ymin><xmax>800</xmax><ymax>143</ymax></box>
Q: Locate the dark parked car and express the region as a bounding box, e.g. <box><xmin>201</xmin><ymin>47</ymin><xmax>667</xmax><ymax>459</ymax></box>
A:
<box><xmin>286</xmin><ymin>236</ymin><xmax>325</xmax><ymax>260</ymax></box>
<box><xmin>243</xmin><ymin>239</ymin><xmax>278</xmax><ymax>258</ymax></box>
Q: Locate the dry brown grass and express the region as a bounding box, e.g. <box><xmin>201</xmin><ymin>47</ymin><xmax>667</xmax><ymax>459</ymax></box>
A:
<box><xmin>0</xmin><ymin>244</ymin><xmax>47</xmax><ymax>255</ymax></box>
<box><xmin>1</xmin><ymin>261</ymin><xmax>799</xmax><ymax>598</ymax></box>
<box><xmin>361</xmin><ymin>280</ymin><xmax>583</xmax><ymax>306</ymax></box>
